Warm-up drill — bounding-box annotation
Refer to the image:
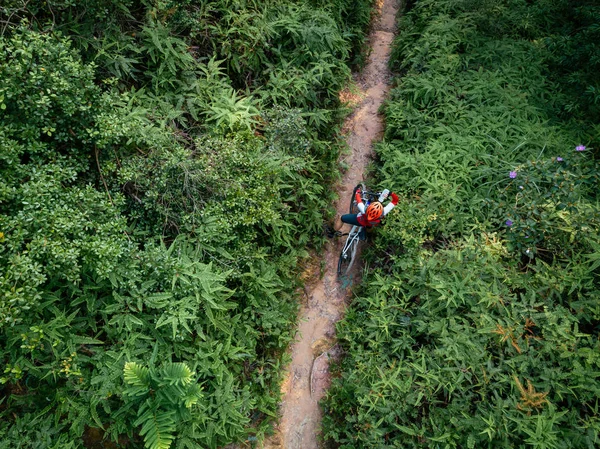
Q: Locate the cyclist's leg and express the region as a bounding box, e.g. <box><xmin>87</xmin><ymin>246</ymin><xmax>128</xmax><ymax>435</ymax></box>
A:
<box><xmin>341</xmin><ymin>214</ymin><xmax>360</xmax><ymax>226</ymax></box>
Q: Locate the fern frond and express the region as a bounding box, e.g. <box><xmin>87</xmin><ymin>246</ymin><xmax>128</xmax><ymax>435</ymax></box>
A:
<box><xmin>135</xmin><ymin>400</ymin><xmax>177</xmax><ymax>449</ymax></box>
<box><xmin>181</xmin><ymin>384</ymin><xmax>204</xmax><ymax>409</ymax></box>
<box><xmin>90</xmin><ymin>400</ymin><xmax>105</xmax><ymax>430</ymax></box>
<box><xmin>124</xmin><ymin>362</ymin><xmax>151</xmax><ymax>396</ymax></box>
<box><xmin>159</xmin><ymin>363</ymin><xmax>193</xmax><ymax>387</ymax></box>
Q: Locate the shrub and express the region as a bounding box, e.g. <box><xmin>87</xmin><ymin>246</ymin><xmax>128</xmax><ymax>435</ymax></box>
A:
<box><xmin>323</xmin><ymin>1</ymin><xmax>600</xmax><ymax>447</ymax></box>
<box><xmin>0</xmin><ymin>0</ymin><xmax>375</xmax><ymax>444</ymax></box>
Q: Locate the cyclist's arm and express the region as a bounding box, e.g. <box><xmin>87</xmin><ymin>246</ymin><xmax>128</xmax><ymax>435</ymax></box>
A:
<box><xmin>355</xmin><ymin>190</ymin><xmax>366</xmax><ymax>214</ymax></box>
<box><xmin>383</xmin><ymin>192</ymin><xmax>399</xmax><ymax>216</ymax></box>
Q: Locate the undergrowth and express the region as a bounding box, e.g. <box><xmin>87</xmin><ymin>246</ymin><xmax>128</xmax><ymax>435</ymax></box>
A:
<box><xmin>0</xmin><ymin>0</ymin><xmax>375</xmax><ymax>448</ymax></box>
<box><xmin>323</xmin><ymin>0</ymin><xmax>600</xmax><ymax>448</ymax></box>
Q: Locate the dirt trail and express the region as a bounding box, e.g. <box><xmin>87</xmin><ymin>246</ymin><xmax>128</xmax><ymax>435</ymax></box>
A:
<box><xmin>260</xmin><ymin>1</ymin><xmax>399</xmax><ymax>447</ymax></box>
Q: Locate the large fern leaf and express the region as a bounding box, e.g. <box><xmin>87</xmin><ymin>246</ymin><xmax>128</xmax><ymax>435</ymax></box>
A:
<box><xmin>124</xmin><ymin>361</ymin><xmax>151</xmax><ymax>396</ymax></box>
<box><xmin>159</xmin><ymin>362</ymin><xmax>193</xmax><ymax>387</ymax></box>
<box><xmin>135</xmin><ymin>400</ymin><xmax>177</xmax><ymax>449</ymax></box>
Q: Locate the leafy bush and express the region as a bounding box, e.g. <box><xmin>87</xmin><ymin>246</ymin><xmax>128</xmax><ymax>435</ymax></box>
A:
<box><xmin>323</xmin><ymin>0</ymin><xmax>600</xmax><ymax>448</ymax></box>
<box><xmin>123</xmin><ymin>361</ymin><xmax>204</xmax><ymax>449</ymax></box>
<box><xmin>0</xmin><ymin>0</ymin><xmax>374</xmax><ymax>445</ymax></box>
<box><xmin>325</xmin><ymin>240</ymin><xmax>600</xmax><ymax>448</ymax></box>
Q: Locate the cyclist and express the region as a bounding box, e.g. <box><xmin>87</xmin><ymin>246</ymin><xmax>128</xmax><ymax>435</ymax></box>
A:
<box><xmin>341</xmin><ymin>188</ymin><xmax>399</xmax><ymax>238</ymax></box>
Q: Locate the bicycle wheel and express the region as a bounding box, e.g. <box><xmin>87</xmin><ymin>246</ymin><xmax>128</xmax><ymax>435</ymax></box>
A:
<box><xmin>338</xmin><ymin>229</ymin><xmax>359</xmax><ymax>275</ymax></box>
<box><xmin>337</xmin><ymin>248</ymin><xmax>350</xmax><ymax>275</ymax></box>
<box><xmin>349</xmin><ymin>184</ymin><xmax>363</xmax><ymax>214</ymax></box>
<box><xmin>345</xmin><ymin>234</ymin><xmax>359</xmax><ymax>273</ymax></box>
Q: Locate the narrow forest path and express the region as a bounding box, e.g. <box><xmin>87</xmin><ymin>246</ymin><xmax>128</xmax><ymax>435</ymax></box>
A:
<box><xmin>261</xmin><ymin>1</ymin><xmax>399</xmax><ymax>447</ymax></box>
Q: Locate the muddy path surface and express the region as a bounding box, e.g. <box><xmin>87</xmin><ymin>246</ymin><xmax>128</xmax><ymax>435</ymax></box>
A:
<box><xmin>260</xmin><ymin>1</ymin><xmax>399</xmax><ymax>447</ymax></box>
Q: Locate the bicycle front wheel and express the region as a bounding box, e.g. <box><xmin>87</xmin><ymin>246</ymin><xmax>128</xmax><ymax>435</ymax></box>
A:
<box><xmin>338</xmin><ymin>231</ymin><xmax>359</xmax><ymax>276</ymax></box>
<box><xmin>337</xmin><ymin>248</ymin><xmax>349</xmax><ymax>275</ymax></box>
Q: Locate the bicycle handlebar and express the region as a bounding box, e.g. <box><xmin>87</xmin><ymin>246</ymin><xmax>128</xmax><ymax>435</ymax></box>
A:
<box><xmin>359</xmin><ymin>187</ymin><xmax>389</xmax><ymax>202</ymax></box>
<box><xmin>354</xmin><ymin>184</ymin><xmax>390</xmax><ymax>204</ymax></box>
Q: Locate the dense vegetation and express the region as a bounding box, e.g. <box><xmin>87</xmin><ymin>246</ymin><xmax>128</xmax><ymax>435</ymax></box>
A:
<box><xmin>323</xmin><ymin>0</ymin><xmax>600</xmax><ymax>448</ymax></box>
<box><xmin>0</xmin><ymin>0</ymin><xmax>375</xmax><ymax>448</ymax></box>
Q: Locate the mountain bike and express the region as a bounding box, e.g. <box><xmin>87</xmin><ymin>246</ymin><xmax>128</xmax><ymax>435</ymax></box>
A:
<box><xmin>337</xmin><ymin>184</ymin><xmax>388</xmax><ymax>276</ymax></box>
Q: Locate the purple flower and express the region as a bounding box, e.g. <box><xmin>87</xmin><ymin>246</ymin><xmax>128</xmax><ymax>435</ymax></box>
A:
<box><xmin>556</xmin><ymin>157</ymin><xmax>563</xmax><ymax>162</ymax></box>
<box><xmin>505</xmin><ymin>219</ymin><xmax>513</xmax><ymax>227</ymax></box>
<box><xmin>509</xmin><ymin>171</ymin><xmax>517</xmax><ymax>179</ymax></box>
<box><xmin>576</xmin><ymin>145</ymin><xmax>586</xmax><ymax>152</ymax></box>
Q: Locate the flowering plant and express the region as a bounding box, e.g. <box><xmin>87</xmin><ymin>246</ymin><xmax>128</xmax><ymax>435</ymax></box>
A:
<box><xmin>489</xmin><ymin>150</ymin><xmax>598</xmax><ymax>259</ymax></box>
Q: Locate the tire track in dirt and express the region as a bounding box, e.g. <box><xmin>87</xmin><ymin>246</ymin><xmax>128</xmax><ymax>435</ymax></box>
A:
<box><xmin>259</xmin><ymin>1</ymin><xmax>399</xmax><ymax>447</ymax></box>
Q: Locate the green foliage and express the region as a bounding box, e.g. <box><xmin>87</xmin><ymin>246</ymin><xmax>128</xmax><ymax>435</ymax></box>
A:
<box><xmin>0</xmin><ymin>27</ymin><xmax>129</xmax><ymax>326</ymax></box>
<box><xmin>323</xmin><ymin>0</ymin><xmax>600</xmax><ymax>448</ymax></box>
<box><xmin>325</xmin><ymin>241</ymin><xmax>600</xmax><ymax>448</ymax></box>
<box><xmin>542</xmin><ymin>2</ymin><xmax>600</xmax><ymax>122</ymax></box>
<box><xmin>203</xmin><ymin>89</ymin><xmax>260</xmax><ymax>133</ymax></box>
<box><xmin>123</xmin><ymin>361</ymin><xmax>203</xmax><ymax>449</ymax></box>
<box><xmin>309</xmin><ymin>0</ymin><xmax>376</xmax><ymax>66</ymax></box>
<box><xmin>0</xmin><ymin>0</ymin><xmax>374</xmax><ymax>446</ymax></box>
<box><xmin>0</xmin><ymin>412</ymin><xmax>78</xmax><ymax>449</ymax></box>
<box><xmin>483</xmin><ymin>151</ymin><xmax>600</xmax><ymax>258</ymax></box>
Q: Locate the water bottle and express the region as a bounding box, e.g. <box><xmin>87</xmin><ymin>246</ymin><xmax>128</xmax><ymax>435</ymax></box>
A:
<box><xmin>378</xmin><ymin>189</ymin><xmax>390</xmax><ymax>202</ymax></box>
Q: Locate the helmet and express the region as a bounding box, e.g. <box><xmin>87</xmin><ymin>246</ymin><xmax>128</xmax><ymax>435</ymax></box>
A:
<box><xmin>366</xmin><ymin>202</ymin><xmax>383</xmax><ymax>221</ymax></box>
